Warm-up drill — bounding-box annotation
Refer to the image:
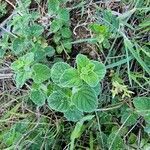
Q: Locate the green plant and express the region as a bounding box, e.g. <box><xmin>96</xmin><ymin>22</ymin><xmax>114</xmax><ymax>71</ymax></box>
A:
<box><xmin>11</xmin><ymin>53</ymin><xmax>106</xmax><ymax>121</ymax></box>
<box><xmin>48</xmin><ymin>0</ymin><xmax>73</xmax><ymax>53</ymax></box>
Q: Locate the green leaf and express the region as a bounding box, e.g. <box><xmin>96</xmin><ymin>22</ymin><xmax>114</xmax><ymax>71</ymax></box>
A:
<box><xmin>89</xmin><ymin>24</ymin><xmax>108</xmax><ymax>35</ymax></box>
<box><xmin>64</xmin><ymin>105</ymin><xmax>83</xmax><ymax>122</ymax></box>
<box><xmin>15</xmin><ymin>71</ymin><xmax>31</xmax><ymax>88</ymax></box>
<box><xmin>48</xmin><ymin>91</ymin><xmax>70</xmax><ymax>112</ymax></box>
<box><xmin>62</xmin><ymin>39</ymin><xmax>72</xmax><ymax>51</ymax></box>
<box><xmin>76</xmin><ymin>54</ymin><xmax>90</xmax><ymax>72</ymax></box>
<box><xmin>44</xmin><ymin>46</ymin><xmax>55</xmax><ymax>57</ymax></box>
<box><xmin>53</xmin><ymin>33</ymin><xmax>61</xmax><ymax>43</ymax></box>
<box><xmin>27</xmin><ymin>24</ymin><xmax>44</xmax><ymax>37</ymax></box>
<box><xmin>61</xmin><ymin>27</ymin><xmax>72</xmax><ymax>38</ymax></box>
<box><xmin>51</xmin><ymin>62</ymin><xmax>70</xmax><ymax>84</ymax></box>
<box><xmin>60</xmin><ymin>68</ymin><xmax>82</xmax><ymax>87</ymax></box>
<box><xmin>32</xmin><ymin>63</ymin><xmax>51</xmax><ymax>83</ymax></box>
<box><xmin>11</xmin><ymin>52</ymin><xmax>34</xmax><ymax>71</ymax></box>
<box><xmin>72</xmin><ymin>85</ymin><xmax>98</xmax><ymax>112</ymax></box>
<box><xmin>58</xmin><ymin>8</ymin><xmax>70</xmax><ymax>22</ymax></box>
<box><xmin>50</xmin><ymin>19</ymin><xmax>62</xmax><ymax>33</ymax></box>
<box><xmin>133</xmin><ymin>97</ymin><xmax>150</xmax><ymax>116</ymax></box>
<box><xmin>30</xmin><ymin>90</ymin><xmax>46</xmax><ymax>106</ymax></box>
<box><xmin>91</xmin><ymin>60</ymin><xmax>106</xmax><ymax>80</ymax></box>
<box><xmin>80</xmin><ymin>71</ymin><xmax>99</xmax><ymax>87</ymax></box>
<box><xmin>12</xmin><ymin>38</ymin><xmax>27</xmax><ymax>55</ymax></box>
<box><xmin>93</xmin><ymin>83</ymin><xmax>101</xmax><ymax>96</ymax></box>
<box><xmin>48</xmin><ymin>0</ymin><xmax>60</xmax><ymax>13</ymax></box>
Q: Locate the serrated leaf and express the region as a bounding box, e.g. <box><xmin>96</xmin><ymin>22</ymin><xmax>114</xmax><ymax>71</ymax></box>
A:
<box><xmin>33</xmin><ymin>24</ymin><xmax>44</xmax><ymax>36</ymax></box>
<box><xmin>30</xmin><ymin>90</ymin><xmax>46</xmax><ymax>106</ymax></box>
<box><xmin>27</xmin><ymin>24</ymin><xmax>44</xmax><ymax>37</ymax></box>
<box><xmin>48</xmin><ymin>91</ymin><xmax>70</xmax><ymax>112</ymax></box>
<box><xmin>64</xmin><ymin>105</ymin><xmax>83</xmax><ymax>122</ymax></box>
<box><xmin>48</xmin><ymin>0</ymin><xmax>60</xmax><ymax>13</ymax></box>
<box><xmin>12</xmin><ymin>38</ymin><xmax>27</xmax><ymax>55</ymax></box>
<box><xmin>91</xmin><ymin>60</ymin><xmax>106</xmax><ymax>80</ymax></box>
<box><xmin>133</xmin><ymin>97</ymin><xmax>150</xmax><ymax>116</ymax></box>
<box><xmin>32</xmin><ymin>63</ymin><xmax>51</xmax><ymax>83</ymax></box>
<box><xmin>51</xmin><ymin>62</ymin><xmax>70</xmax><ymax>84</ymax></box>
<box><xmin>72</xmin><ymin>85</ymin><xmax>98</xmax><ymax>112</ymax></box>
<box><xmin>60</xmin><ymin>68</ymin><xmax>82</xmax><ymax>87</ymax></box>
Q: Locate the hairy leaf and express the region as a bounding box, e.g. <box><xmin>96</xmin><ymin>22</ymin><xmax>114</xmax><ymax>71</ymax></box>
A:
<box><xmin>60</xmin><ymin>68</ymin><xmax>82</xmax><ymax>87</ymax></box>
<box><xmin>30</xmin><ymin>90</ymin><xmax>46</xmax><ymax>106</ymax></box>
<box><xmin>32</xmin><ymin>63</ymin><xmax>51</xmax><ymax>83</ymax></box>
<box><xmin>51</xmin><ymin>62</ymin><xmax>70</xmax><ymax>84</ymax></box>
<box><xmin>72</xmin><ymin>85</ymin><xmax>98</xmax><ymax>112</ymax></box>
<box><xmin>48</xmin><ymin>91</ymin><xmax>70</xmax><ymax>112</ymax></box>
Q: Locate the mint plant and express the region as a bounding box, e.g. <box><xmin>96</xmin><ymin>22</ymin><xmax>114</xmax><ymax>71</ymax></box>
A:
<box><xmin>11</xmin><ymin>53</ymin><xmax>106</xmax><ymax>121</ymax></box>
<box><xmin>48</xmin><ymin>0</ymin><xmax>72</xmax><ymax>53</ymax></box>
<box><xmin>48</xmin><ymin>54</ymin><xmax>106</xmax><ymax>121</ymax></box>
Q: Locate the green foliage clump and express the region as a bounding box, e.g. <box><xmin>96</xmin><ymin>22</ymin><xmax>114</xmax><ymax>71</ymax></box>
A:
<box><xmin>11</xmin><ymin>53</ymin><xmax>106</xmax><ymax>121</ymax></box>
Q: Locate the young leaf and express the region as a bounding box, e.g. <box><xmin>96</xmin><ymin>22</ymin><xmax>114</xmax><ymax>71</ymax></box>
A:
<box><xmin>60</xmin><ymin>68</ymin><xmax>82</xmax><ymax>87</ymax></box>
<box><xmin>51</xmin><ymin>62</ymin><xmax>70</xmax><ymax>84</ymax></box>
<box><xmin>64</xmin><ymin>105</ymin><xmax>83</xmax><ymax>122</ymax></box>
<box><xmin>76</xmin><ymin>54</ymin><xmax>90</xmax><ymax>72</ymax></box>
<box><xmin>48</xmin><ymin>91</ymin><xmax>70</xmax><ymax>112</ymax></box>
<box><xmin>91</xmin><ymin>60</ymin><xmax>106</xmax><ymax>80</ymax></box>
<box><xmin>32</xmin><ymin>63</ymin><xmax>51</xmax><ymax>83</ymax></box>
<box><xmin>30</xmin><ymin>90</ymin><xmax>46</xmax><ymax>106</ymax></box>
<box><xmin>72</xmin><ymin>85</ymin><xmax>98</xmax><ymax>112</ymax></box>
<box><xmin>11</xmin><ymin>52</ymin><xmax>34</xmax><ymax>71</ymax></box>
<box><xmin>80</xmin><ymin>71</ymin><xmax>99</xmax><ymax>87</ymax></box>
